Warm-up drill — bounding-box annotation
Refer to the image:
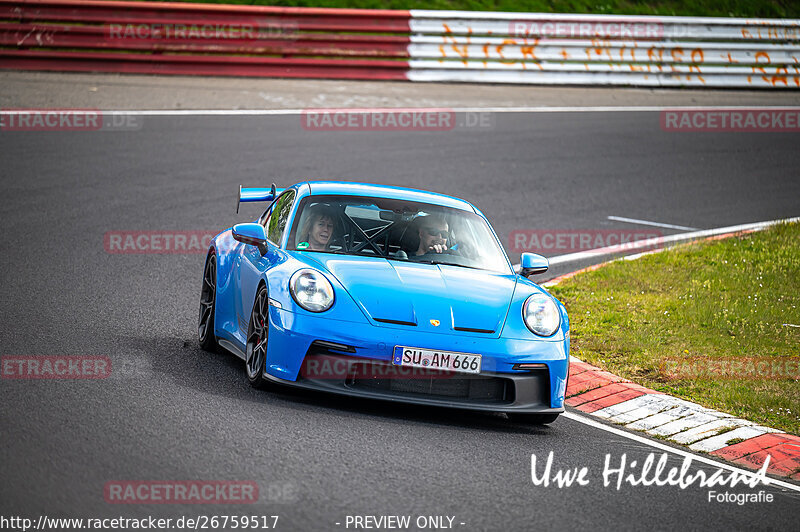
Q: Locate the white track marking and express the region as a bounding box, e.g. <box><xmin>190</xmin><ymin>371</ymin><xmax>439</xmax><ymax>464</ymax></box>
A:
<box><xmin>629</xmin><ymin>405</ymin><xmax>715</xmax><ymax>432</ymax></box>
<box><xmin>690</xmin><ymin>426</ymin><xmax>781</xmax><ymax>453</ymax></box>
<box><xmin>592</xmin><ymin>394</ymin><xmax>669</xmax><ymax>419</ymax></box>
<box><xmin>671</xmin><ymin>419</ymin><xmax>755</xmax><ymax>445</ymax></box>
<box><xmin>3</xmin><ymin>106</ymin><xmax>800</xmax><ymax>116</ymax></box>
<box><xmin>563</xmin><ymin>411</ymin><xmax>800</xmax><ymax>493</ymax></box>
<box><xmin>626</xmin><ymin>405</ymin><xmax>702</xmax><ymax>431</ymax></box>
<box><xmin>517</xmin><ymin>216</ymin><xmax>800</xmax><ymax>270</ymax></box>
<box><xmin>649</xmin><ymin>412</ymin><xmax>722</xmax><ymax>437</ymax></box>
<box><xmin>621</xmin><ymin>249</ymin><xmax>661</xmax><ymax>261</ymax></box>
<box><xmin>607</xmin><ymin>215</ymin><xmax>698</xmax><ymax>231</ymax></box>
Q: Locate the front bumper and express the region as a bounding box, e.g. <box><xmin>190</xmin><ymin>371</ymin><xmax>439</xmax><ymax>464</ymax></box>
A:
<box><xmin>265</xmin><ymin>306</ymin><xmax>568</xmax><ymax>412</ymax></box>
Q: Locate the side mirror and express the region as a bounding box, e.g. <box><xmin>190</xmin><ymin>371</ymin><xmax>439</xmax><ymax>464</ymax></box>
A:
<box><xmin>232</xmin><ymin>223</ymin><xmax>269</xmax><ymax>255</ymax></box>
<box><xmin>519</xmin><ymin>252</ymin><xmax>549</xmax><ymax>277</ymax></box>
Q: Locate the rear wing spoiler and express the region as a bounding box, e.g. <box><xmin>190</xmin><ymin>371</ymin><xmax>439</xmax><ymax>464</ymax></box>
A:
<box><xmin>237</xmin><ymin>184</ymin><xmax>284</xmax><ymax>214</ymax></box>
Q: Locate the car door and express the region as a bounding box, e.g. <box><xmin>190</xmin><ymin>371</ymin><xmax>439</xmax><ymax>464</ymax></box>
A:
<box><xmin>236</xmin><ymin>190</ymin><xmax>296</xmax><ymax>339</ymax></box>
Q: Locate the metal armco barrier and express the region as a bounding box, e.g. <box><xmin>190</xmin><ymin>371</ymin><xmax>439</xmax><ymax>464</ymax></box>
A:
<box><xmin>0</xmin><ymin>0</ymin><xmax>412</xmax><ymax>80</ymax></box>
<box><xmin>1</xmin><ymin>0</ymin><xmax>798</xmax><ymax>88</ymax></box>
<box><xmin>407</xmin><ymin>10</ymin><xmax>800</xmax><ymax>88</ymax></box>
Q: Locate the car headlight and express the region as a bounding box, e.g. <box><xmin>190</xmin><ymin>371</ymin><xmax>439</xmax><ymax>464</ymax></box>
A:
<box><xmin>290</xmin><ymin>269</ymin><xmax>334</xmax><ymax>312</ymax></box>
<box><xmin>522</xmin><ymin>293</ymin><xmax>561</xmax><ymax>337</ymax></box>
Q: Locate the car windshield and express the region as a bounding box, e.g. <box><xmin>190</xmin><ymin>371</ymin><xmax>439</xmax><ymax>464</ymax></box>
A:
<box><xmin>287</xmin><ymin>195</ymin><xmax>511</xmax><ymax>274</ymax></box>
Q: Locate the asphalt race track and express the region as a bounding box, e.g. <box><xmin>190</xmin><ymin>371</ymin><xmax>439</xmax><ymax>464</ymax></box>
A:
<box><xmin>1</xmin><ymin>111</ymin><xmax>799</xmax><ymax>531</ymax></box>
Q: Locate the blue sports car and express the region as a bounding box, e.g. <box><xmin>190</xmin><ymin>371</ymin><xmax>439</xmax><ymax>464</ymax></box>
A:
<box><xmin>199</xmin><ymin>181</ymin><xmax>569</xmax><ymax>424</ymax></box>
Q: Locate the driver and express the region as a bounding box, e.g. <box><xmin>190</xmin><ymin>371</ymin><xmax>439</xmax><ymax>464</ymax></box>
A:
<box><xmin>414</xmin><ymin>215</ymin><xmax>449</xmax><ymax>256</ymax></box>
<box><xmin>296</xmin><ymin>205</ymin><xmax>336</xmax><ymax>251</ymax></box>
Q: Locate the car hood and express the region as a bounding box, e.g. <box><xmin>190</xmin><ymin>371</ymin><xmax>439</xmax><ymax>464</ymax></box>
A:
<box><xmin>306</xmin><ymin>254</ymin><xmax>517</xmax><ymax>337</ymax></box>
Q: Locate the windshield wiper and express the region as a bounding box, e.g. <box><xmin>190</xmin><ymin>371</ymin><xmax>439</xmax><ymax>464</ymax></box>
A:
<box><xmin>417</xmin><ymin>258</ymin><xmax>483</xmax><ymax>270</ymax></box>
<box><xmin>295</xmin><ymin>249</ymin><xmax>346</xmax><ymax>255</ymax></box>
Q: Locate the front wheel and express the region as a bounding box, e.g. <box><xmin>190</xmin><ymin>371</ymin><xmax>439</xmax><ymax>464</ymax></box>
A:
<box><xmin>507</xmin><ymin>413</ymin><xmax>560</xmax><ymax>425</ymax></box>
<box><xmin>245</xmin><ymin>285</ymin><xmax>269</xmax><ymax>389</ymax></box>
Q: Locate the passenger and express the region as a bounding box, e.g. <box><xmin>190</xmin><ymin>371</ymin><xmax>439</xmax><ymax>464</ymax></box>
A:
<box><xmin>414</xmin><ymin>215</ymin><xmax>449</xmax><ymax>256</ymax></box>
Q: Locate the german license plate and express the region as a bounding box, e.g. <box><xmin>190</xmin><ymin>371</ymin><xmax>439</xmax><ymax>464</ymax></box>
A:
<box><xmin>392</xmin><ymin>346</ymin><xmax>482</xmax><ymax>375</ymax></box>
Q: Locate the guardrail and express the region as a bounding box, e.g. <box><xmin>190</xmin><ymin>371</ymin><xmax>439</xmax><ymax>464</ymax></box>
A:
<box><xmin>0</xmin><ymin>0</ymin><xmax>412</xmax><ymax>80</ymax></box>
<box><xmin>408</xmin><ymin>10</ymin><xmax>800</xmax><ymax>88</ymax></box>
<box><xmin>1</xmin><ymin>0</ymin><xmax>798</xmax><ymax>88</ymax></box>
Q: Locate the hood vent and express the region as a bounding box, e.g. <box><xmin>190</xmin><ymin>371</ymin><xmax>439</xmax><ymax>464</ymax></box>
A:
<box><xmin>373</xmin><ymin>318</ymin><xmax>417</xmax><ymax>326</ymax></box>
<box><xmin>453</xmin><ymin>326</ymin><xmax>495</xmax><ymax>334</ymax></box>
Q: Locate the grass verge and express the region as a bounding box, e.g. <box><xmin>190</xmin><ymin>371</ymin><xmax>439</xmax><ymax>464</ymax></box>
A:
<box><xmin>157</xmin><ymin>1</ymin><xmax>799</xmax><ymax>19</ymax></box>
<box><xmin>549</xmin><ymin>222</ymin><xmax>800</xmax><ymax>434</ymax></box>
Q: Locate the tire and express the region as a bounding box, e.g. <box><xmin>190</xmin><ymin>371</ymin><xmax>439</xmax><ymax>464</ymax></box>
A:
<box><xmin>198</xmin><ymin>252</ymin><xmax>219</xmax><ymax>352</ymax></box>
<box><xmin>245</xmin><ymin>285</ymin><xmax>269</xmax><ymax>389</ymax></box>
<box><xmin>507</xmin><ymin>413</ymin><xmax>560</xmax><ymax>425</ymax></box>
